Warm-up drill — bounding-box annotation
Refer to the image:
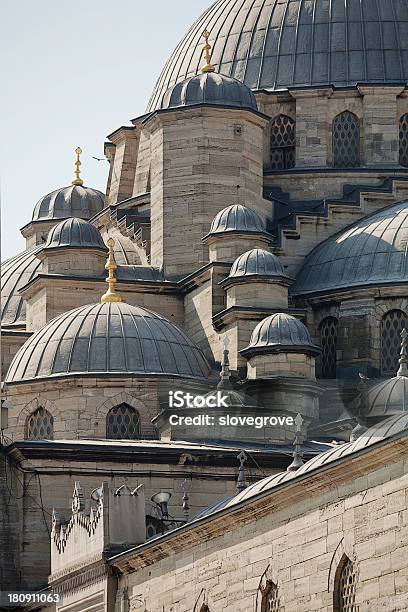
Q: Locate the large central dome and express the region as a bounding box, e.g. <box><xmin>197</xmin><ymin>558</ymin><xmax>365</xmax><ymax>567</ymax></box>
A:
<box><xmin>148</xmin><ymin>0</ymin><xmax>408</xmax><ymax>112</ymax></box>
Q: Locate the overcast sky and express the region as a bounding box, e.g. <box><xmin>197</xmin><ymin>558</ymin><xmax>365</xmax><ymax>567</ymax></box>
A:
<box><xmin>1</xmin><ymin>0</ymin><xmax>210</xmax><ymax>259</ymax></box>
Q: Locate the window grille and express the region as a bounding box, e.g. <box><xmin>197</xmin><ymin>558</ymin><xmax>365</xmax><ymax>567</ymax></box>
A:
<box><xmin>27</xmin><ymin>407</ymin><xmax>54</xmax><ymax>440</ymax></box>
<box><xmin>381</xmin><ymin>310</ymin><xmax>408</xmax><ymax>375</ymax></box>
<box><xmin>333</xmin><ymin>112</ymin><xmax>360</xmax><ymax>168</ymax></box>
<box><xmin>270</xmin><ymin>115</ymin><xmax>295</xmax><ymax>170</ymax></box>
<box><xmin>317</xmin><ymin>317</ymin><xmax>339</xmax><ymax>379</ymax></box>
<box><xmin>399</xmin><ymin>114</ymin><xmax>408</xmax><ymax>167</ymax></box>
<box><xmin>106</xmin><ymin>403</ymin><xmax>140</xmax><ymax>440</ymax></box>
<box><xmin>261</xmin><ymin>581</ymin><xmax>281</xmax><ymax>612</ymax></box>
<box><xmin>334</xmin><ymin>557</ymin><xmax>358</xmax><ymax>611</ymax></box>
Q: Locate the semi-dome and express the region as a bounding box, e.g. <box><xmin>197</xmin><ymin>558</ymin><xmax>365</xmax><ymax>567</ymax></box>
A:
<box><xmin>147</xmin><ymin>0</ymin><xmax>408</xmax><ymax>112</ymax></box>
<box><xmin>6</xmin><ymin>302</ymin><xmax>211</xmax><ymax>383</ymax></box>
<box><xmin>44</xmin><ymin>218</ymin><xmax>107</xmax><ymax>251</ymax></box>
<box><xmin>160</xmin><ymin>71</ymin><xmax>257</xmax><ymax>111</ymax></box>
<box><xmin>241</xmin><ymin>313</ymin><xmax>320</xmax><ymax>356</ymax></box>
<box><xmin>32</xmin><ymin>185</ymin><xmax>105</xmax><ymax>222</ymax></box>
<box><xmin>1</xmin><ymin>246</ymin><xmax>42</xmax><ymax>327</ymax></box>
<box><xmin>206</xmin><ymin>204</ymin><xmax>265</xmax><ymax>237</ymax></box>
<box><xmin>292</xmin><ymin>201</ymin><xmax>408</xmax><ymax>296</ymax></box>
<box><xmin>228</xmin><ymin>248</ymin><xmax>289</xmax><ymax>280</ymax></box>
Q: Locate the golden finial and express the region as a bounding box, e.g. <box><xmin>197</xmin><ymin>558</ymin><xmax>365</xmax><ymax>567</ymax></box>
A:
<box><xmin>72</xmin><ymin>146</ymin><xmax>84</xmax><ymax>186</ymax></box>
<box><xmin>201</xmin><ymin>29</ymin><xmax>215</xmax><ymax>73</ymax></box>
<box><xmin>101</xmin><ymin>238</ymin><xmax>122</xmax><ymax>303</ymax></box>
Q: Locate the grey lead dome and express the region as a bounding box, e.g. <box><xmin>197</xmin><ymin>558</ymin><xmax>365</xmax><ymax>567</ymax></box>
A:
<box><xmin>160</xmin><ymin>71</ymin><xmax>257</xmax><ymax>111</ymax></box>
<box><xmin>32</xmin><ymin>185</ymin><xmax>105</xmax><ymax>222</ymax></box>
<box><xmin>6</xmin><ymin>302</ymin><xmax>211</xmax><ymax>383</ymax></box>
<box><xmin>292</xmin><ymin>200</ymin><xmax>408</xmax><ymax>296</ymax></box>
<box><xmin>44</xmin><ymin>218</ymin><xmax>107</xmax><ymax>251</ymax></box>
<box><xmin>207</xmin><ymin>204</ymin><xmax>265</xmax><ymax>236</ymax></box>
<box><xmin>228</xmin><ymin>248</ymin><xmax>288</xmax><ymax>280</ymax></box>
<box><xmin>147</xmin><ymin>0</ymin><xmax>408</xmax><ymax>112</ymax></box>
<box><xmin>241</xmin><ymin>312</ymin><xmax>320</xmax><ymax>356</ymax></box>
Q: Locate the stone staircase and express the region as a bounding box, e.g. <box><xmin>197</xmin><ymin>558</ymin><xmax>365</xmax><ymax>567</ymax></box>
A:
<box><xmin>264</xmin><ymin>175</ymin><xmax>408</xmax><ymax>275</ymax></box>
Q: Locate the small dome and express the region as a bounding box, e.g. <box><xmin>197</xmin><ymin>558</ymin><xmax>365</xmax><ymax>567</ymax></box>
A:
<box><xmin>44</xmin><ymin>218</ymin><xmax>107</xmax><ymax>251</ymax></box>
<box><xmin>292</xmin><ymin>201</ymin><xmax>408</xmax><ymax>297</ymax></box>
<box><xmin>228</xmin><ymin>248</ymin><xmax>289</xmax><ymax>280</ymax></box>
<box><xmin>360</xmin><ymin>375</ymin><xmax>408</xmax><ymax>421</ymax></box>
<box><xmin>32</xmin><ymin>185</ymin><xmax>105</xmax><ymax>222</ymax></box>
<box><xmin>206</xmin><ymin>205</ymin><xmax>265</xmax><ymax>238</ymax></box>
<box><xmin>1</xmin><ymin>246</ymin><xmax>42</xmax><ymax>327</ymax></box>
<box><xmin>241</xmin><ymin>313</ymin><xmax>320</xmax><ymax>357</ymax></box>
<box><xmin>160</xmin><ymin>72</ymin><xmax>258</xmax><ymax>112</ymax></box>
<box><xmin>6</xmin><ymin>302</ymin><xmax>210</xmax><ymax>383</ymax></box>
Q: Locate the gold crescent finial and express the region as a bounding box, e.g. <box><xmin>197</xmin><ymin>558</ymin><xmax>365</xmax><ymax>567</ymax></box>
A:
<box><xmin>101</xmin><ymin>238</ymin><xmax>122</xmax><ymax>303</ymax></box>
<box><xmin>201</xmin><ymin>29</ymin><xmax>215</xmax><ymax>73</ymax></box>
<box><xmin>72</xmin><ymin>146</ymin><xmax>84</xmax><ymax>186</ymax></box>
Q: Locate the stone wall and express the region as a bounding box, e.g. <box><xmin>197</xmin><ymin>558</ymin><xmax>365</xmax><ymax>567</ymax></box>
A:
<box><xmin>0</xmin><ymin>453</ymin><xmax>20</xmax><ymax>590</ymax></box>
<box><xmin>118</xmin><ymin>435</ymin><xmax>408</xmax><ymax>612</ymax></box>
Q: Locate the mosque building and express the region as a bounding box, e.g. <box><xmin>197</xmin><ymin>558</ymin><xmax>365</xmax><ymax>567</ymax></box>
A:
<box><xmin>1</xmin><ymin>0</ymin><xmax>408</xmax><ymax>609</ymax></box>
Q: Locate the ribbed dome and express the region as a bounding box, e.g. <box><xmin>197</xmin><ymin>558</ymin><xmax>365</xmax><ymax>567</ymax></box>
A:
<box><xmin>6</xmin><ymin>302</ymin><xmax>211</xmax><ymax>383</ymax></box>
<box><xmin>206</xmin><ymin>204</ymin><xmax>265</xmax><ymax>237</ymax></box>
<box><xmin>160</xmin><ymin>71</ymin><xmax>257</xmax><ymax>111</ymax></box>
<box><xmin>45</xmin><ymin>218</ymin><xmax>107</xmax><ymax>251</ymax></box>
<box><xmin>361</xmin><ymin>375</ymin><xmax>408</xmax><ymax>420</ymax></box>
<box><xmin>147</xmin><ymin>0</ymin><xmax>408</xmax><ymax>112</ymax></box>
<box><xmin>241</xmin><ymin>313</ymin><xmax>320</xmax><ymax>356</ymax></box>
<box><xmin>292</xmin><ymin>201</ymin><xmax>408</xmax><ymax>296</ymax></box>
<box><xmin>1</xmin><ymin>246</ymin><xmax>42</xmax><ymax>327</ymax></box>
<box><xmin>32</xmin><ymin>185</ymin><xmax>104</xmax><ymax>222</ymax></box>
<box><xmin>229</xmin><ymin>248</ymin><xmax>288</xmax><ymax>280</ymax></box>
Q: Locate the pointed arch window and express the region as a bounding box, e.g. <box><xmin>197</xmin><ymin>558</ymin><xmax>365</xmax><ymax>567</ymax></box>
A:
<box><xmin>334</xmin><ymin>556</ymin><xmax>358</xmax><ymax>611</ymax></box>
<box><xmin>261</xmin><ymin>581</ymin><xmax>281</xmax><ymax>612</ymax></box>
<box><xmin>26</xmin><ymin>407</ymin><xmax>54</xmax><ymax>440</ymax></box>
<box><xmin>399</xmin><ymin>113</ymin><xmax>408</xmax><ymax>167</ymax></box>
<box><xmin>381</xmin><ymin>309</ymin><xmax>408</xmax><ymax>376</ymax></box>
<box><xmin>317</xmin><ymin>317</ymin><xmax>339</xmax><ymax>379</ymax></box>
<box><xmin>270</xmin><ymin>115</ymin><xmax>295</xmax><ymax>170</ymax></box>
<box><xmin>333</xmin><ymin>112</ymin><xmax>360</xmax><ymax>168</ymax></box>
<box><xmin>106</xmin><ymin>403</ymin><xmax>141</xmax><ymax>440</ymax></box>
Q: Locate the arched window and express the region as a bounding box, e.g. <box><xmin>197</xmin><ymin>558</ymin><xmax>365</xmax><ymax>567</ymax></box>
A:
<box><xmin>106</xmin><ymin>403</ymin><xmax>140</xmax><ymax>440</ymax></box>
<box><xmin>317</xmin><ymin>317</ymin><xmax>339</xmax><ymax>379</ymax></box>
<box><xmin>26</xmin><ymin>407</ymin><xmax>54</xmax><ymax>440</ymax></box>
<box><xmin>334</xmin><ymin>556</ymin><xmax>357</xmax><ymax>611</ymax></box>
<box><xmin>333</xmin><ymin>112</ymin><xmax>360</xmax><ymax>168</ymax></box>
<box><xmin>261</xmin><ymin>581</ymin><xmax>281</xmax><ymax>612</ymax></box>
<box><xmin>399</xmin><ymin>113</ymin><xmax>408</xmax><ymax>167</ymax></box>
<box><xmin>199</xmin><ymin>606</ymin><xmax>210</xmax><ymax>612</ymax></box>
<box><xmin>270</xmin><ymin>115</ymin><xmax>295</xmax><ymax>170</ymax></box>
<box><xmin>381</xmin><ymin>309</ymin><xmax>408</xmax><ymax>375</ymax></box>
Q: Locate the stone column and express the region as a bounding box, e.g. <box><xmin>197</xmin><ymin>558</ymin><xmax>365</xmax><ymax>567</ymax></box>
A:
<box><xmin>358</xmin><ymin>85</ymin><xmax>405</xmax><ymax>166</ymax></box>
<box><xmin>146</xmin><ymin>106</ymin><xmax>268</xmax><ymax>278</ymax></box>
<box><xmin>290</xmin><ymin>88</ymin><xmax>333</xmax><ymax>167</ymax></box>
<box><xmin>106</xmin><ymin>126</ymin><xmax>140</xmax><ymax>206</ymax></box>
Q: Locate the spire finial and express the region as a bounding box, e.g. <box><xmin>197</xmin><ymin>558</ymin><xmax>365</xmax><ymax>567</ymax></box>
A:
<box><xmin>201</xmin><ymin>29</ymin><xmax>215</xmax><ymax>73</ymax></box>
<box><xmin>397</xmin><ymin>328</ymin><xmax>408</xmax><ymax>377</ymax></box>
<box><xmin>218</xmin><ymin>336</ymin><xmax>233</xmax><ymax>390</ymax></box>
<box><xmin>72</xmin><ymin>146</ymin><xmax>84</xmax><ymax>186</ymax></box>
<box><xmin>287</xmin><ymin>414</ymin><xmax>304</xmax><ymax>472</ymax></box>
<box><xmin>236</xmin><ymin>451</ymin><xmax>248</xmax><ymax>493</ymax></box>
<box><xmin>101</xmin><ymin>238</ymin><xmax>122</xmax><ymax>303</ymax></box>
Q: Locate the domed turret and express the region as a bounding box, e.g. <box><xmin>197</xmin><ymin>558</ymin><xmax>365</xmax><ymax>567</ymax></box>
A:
<box><xmin>160</xmin><ymin>72</ymin><xmax>258</xmax><ymax>112</ymax></box>
<box><xmin>44</xmin><ymin>218</ymin><xmax>107</xmax><ymax>251</ymax></box>
<box><xmin>241</xmin><ymin>313</ymin><xmax>320</xmax><ymax>380</ymax></box>
<box><xmin>243</xmin><ymin>313</ymin><xmax>319</xmax><ymax>357</ymax></box>
<box><xmin>228</xmin><ymin>248</ymin><xmax>289</xmax><ymax>281</ymax></box>
<box><xmin>221</xmin><ymin>249</ymin><xmax>291</xmax><ymax>311</ymax></box>
<box><xmin>32</xmin><ymin>184</ymin><xmax>104</xmax><ymax>223</ymax></box>
<box><xmin>204</xmin><ymin>205</ymin><xmax>271</xmax><ymax>263</ymax></box>
<box><xmin>206</xmin><ymin>205</ymin><xmax>265</xmax><ymax>237</ymax></box>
